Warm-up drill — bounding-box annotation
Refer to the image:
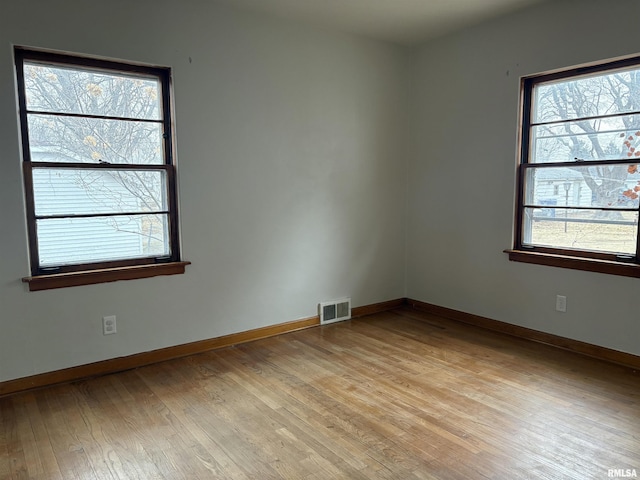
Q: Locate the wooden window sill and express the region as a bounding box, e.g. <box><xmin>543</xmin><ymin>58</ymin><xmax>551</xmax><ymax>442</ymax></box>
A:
<box><xmin>505</xmin><ymin>249</ymin><xmax>640</xmax><ymax>278</ymax></box>
<box><xmin>22</xmin><ymin>261</ymin><xmax>191</xmax><ymax>291</ymax></box>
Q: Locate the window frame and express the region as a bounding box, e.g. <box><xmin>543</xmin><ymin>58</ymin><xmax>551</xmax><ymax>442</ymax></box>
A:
<box><xmin>15</xmin><ymin>47</ymin><xmax>188</xmax><ymax>290</ymax></box>
<box><xmin>507</xmin><ymin>54</ymin><xmax>640</xmax><ymax>278</ymax></box>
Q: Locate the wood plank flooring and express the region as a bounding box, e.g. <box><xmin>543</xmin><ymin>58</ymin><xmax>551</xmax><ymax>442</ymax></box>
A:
<box><xmin>1</xmin><ymin>307</ymin><xmax>639</xmax><ymax>479</ymax></box>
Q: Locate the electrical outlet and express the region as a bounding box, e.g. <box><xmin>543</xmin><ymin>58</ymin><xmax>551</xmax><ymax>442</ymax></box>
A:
<box><xmin>103</xmin><ymin>315</ymin><xmax>117</xmax><ymax>335</ymax></box>
<box><xmin>555</xmin><ymin>295</ymin><xmax>567</xmax><ymax>313</ymax></box>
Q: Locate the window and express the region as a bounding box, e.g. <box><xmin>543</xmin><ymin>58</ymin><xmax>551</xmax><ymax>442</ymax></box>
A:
<box><xmin>15</xmin><ymin>48</ymin><xmax>188</xmax><ymax>290</ymax></box>
<box><xmin>508</xmin><ymin>55</ymin><xmax>640</xmax><ymax>277</ymax></box>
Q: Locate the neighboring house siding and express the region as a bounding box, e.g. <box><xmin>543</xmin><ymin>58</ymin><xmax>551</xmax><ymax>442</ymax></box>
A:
<box><xmin>32</xmin><ymin>153</ymin><xmax>145</xmax><ymax>266</ymax></box>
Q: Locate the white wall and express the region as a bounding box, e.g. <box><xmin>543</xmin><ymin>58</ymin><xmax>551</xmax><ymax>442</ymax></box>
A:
<box><xmin>407</xmin><ymin>0</ymin><xmax>640</xmax><ymax>356</ymax></box>
<box><xmin>0</xmin><ymin>0</ymin><xmax>409</xmax><ymax>382</ymax></box>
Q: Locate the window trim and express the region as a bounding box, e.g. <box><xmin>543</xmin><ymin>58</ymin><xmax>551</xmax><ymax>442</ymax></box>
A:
<box><xmin>15</xmin><ymin>47</ymin><xmax>187</xmax><ymax>290</ymax></box>
<box><xmin>509</xmin><ymin>54</ymin><xmax>640</xmax><ymax>277</ymax></box>
<box><xmin>22</xmin><ymin>262</ymin><xmax>191</xmax><ymax>291</ymax></box>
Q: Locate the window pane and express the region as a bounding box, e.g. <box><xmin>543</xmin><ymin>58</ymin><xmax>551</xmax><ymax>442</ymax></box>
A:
<box><xmin>28</xmin><ymin>114</ymin><xmax>163</xmax><ymax>164</ymax></box>
<box><xmin>533</xmin><ymin>68</ymin><xmax>640</xmax><ymax>123</ymax></box>
<box><xmin>523</xmin><ymin>165</ymin><xmax>640</xmax><ymax>209</ymax></box>
<box><xmin>24</xmin><ymin>62</ymin><xmax>161</xmax><ymax>120</ymax></box>
<box><xmin>523</xmin><ymin>208</ymin><xmax>638</xmax><ymax>255</ymax></box>
<box><xmin>530</xmin><ymin>115</ymin><xmax>640</xmax><ymax>163</ymax></box>
<box><xmin>33</xmin><ymin>168</ymin><xmax>167</xmax><ymax>216</ymax></box>
<box><xmin>37</xmin><ymin>214</ymin><xmax>170</xmax><ymax>266</ymax></box>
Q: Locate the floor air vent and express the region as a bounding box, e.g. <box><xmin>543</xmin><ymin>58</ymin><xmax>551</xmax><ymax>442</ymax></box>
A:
<box><xmin>319</xmin><ymin>298</ymin><xmax>351</xmax><ymax>325</ymax></box>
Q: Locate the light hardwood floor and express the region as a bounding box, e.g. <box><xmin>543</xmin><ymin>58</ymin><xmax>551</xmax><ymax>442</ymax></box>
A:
<box><xmin>1</xmin><ymin>307</ymin><xmax>639</xmax><ymax>479</ymax></box>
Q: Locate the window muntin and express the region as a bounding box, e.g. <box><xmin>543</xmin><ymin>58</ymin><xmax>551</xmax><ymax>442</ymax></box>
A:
<box><xmin>516</xmin><ymin>57</ymin><xmax>640</xmax><ymax>262</ymax></box>
<box><xmin>16</xmin><ymin>48</ymin><xmax>180</xmax><ymax>276</ymax></box>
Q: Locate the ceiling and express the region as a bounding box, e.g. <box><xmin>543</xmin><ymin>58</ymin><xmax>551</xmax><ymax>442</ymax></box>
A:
<box><xmin>213</xmin><ymin>0</ymin><xmax>548</xmax><ymax>46</ymax></box>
